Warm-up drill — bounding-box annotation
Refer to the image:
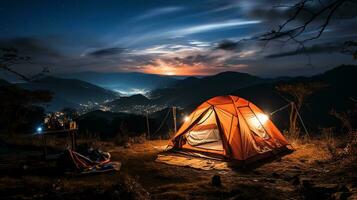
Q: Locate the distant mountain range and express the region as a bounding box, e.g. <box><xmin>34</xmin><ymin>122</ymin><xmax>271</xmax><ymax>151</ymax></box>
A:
<box><xmin>2</xmin><ymin>64</ymin><xmax>355</xmax><ymax>132</ymax></box>
<box><xmin>105</xmin><ymin>65</ymin><xmax>356</xmax><ymax>132</ymax></box>
<box><xmin>149</xmin><ymin>71</ymin><xmax>267</xmax><ymax>106</ymax></box>
<box><xmin>57</xmin><ymin>71</ymin><xmax>178</xmax><ymax>95</ymax></box>
<box><xmin>16</xmin><ymin>76</ymin><xmax>118</xmax><ymax>111</ymax></box>
<box><xmin>105</xmin><ymin>71</ymin><xmax>270</xmax><ymax>113</ymax></box>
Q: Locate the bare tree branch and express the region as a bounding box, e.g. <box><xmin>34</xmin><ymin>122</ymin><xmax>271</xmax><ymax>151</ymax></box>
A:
<box><xmin>258</xmin><ymin>0</ymin><xmax>350</xmax><ymax>43</ymax></box>
<box><xmin>0</xmin><ymin>64</ymin><xmax>31</xmax><ymax>82</ymax></box>
<box><xmin>0</xmin><ymin>47</ymin><xmax>32</xmax><ymax>82</ymax></box>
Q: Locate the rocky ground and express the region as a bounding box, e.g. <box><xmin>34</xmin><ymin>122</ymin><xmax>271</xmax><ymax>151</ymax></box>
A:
<box><xmin>0</xmin><ymin>135</ymin><xmax>356</xmax><ymax>200</ymax></box>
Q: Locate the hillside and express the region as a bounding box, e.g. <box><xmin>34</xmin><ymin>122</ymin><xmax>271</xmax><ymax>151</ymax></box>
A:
<box><xmin>108</xmin><ymin>94</ymin><xmax>150</xmax><ymax>107</ymax></box>
<box><xmin>58</xmin><ymin>71</ymin><xmax>178</xmax><ymax>95</ymax></box>
<box><xmin>0</xmin><ymin>79</ymin><xmax>10</xmax><ymax>86</ymax></box>
<box><xmin>106</xmin><ymin>94</ymin><xmax>153</xmax><ymax>113</ymax></box>
<box><xmin>17</xmin><ymin>76</ymin><xmax>118</xmax><ymax>110</ymax></box>
<box><xmin>232</xmin><ymin>65</ymin><xmax>357</xmax><ymax>132</ymax></box>
<box><xmin>150</xmin><ymin>71</ymin><xmax>265</xmax><ymax>106</ymax></box>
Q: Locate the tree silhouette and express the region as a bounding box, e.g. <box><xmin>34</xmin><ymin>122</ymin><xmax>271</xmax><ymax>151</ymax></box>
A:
<box><xmin>0</xmin><ymin>84</ymin><xmax>52</xmax><ymax>134</ymax></box>
<box><xmin>0</xmin><ymin>48</ymin><xmax>53</xmax><ymax>134</ymax></box>
<box><xmin>276</xmin><ymin>82</ymin><xmax>326</xmax><ymax>137</ymax></box>
<box><xmin>341</xmin><ymin>41</ymin><xmax>357</xmax><ymax>59</ymax></box>
<box><xmin>0</xmin><ymin>47</ymin><xmax>31</xmax><ymax>81</ymax></box>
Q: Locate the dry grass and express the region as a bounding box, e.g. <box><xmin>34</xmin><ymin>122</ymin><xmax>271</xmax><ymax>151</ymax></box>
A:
<box><xmin>288</xmin><ymin>137</ymin><xmax>332</xmax><ymax>163</ymax></box>
<box><xmin>0</xmin><ymin>133</ymin><xmax>356</xmax><ymax>200</ymax></box>
<box><xmin>0</xmin><ymin>169</ymin><xmax>150</xmax><ymax>200</ymax></box>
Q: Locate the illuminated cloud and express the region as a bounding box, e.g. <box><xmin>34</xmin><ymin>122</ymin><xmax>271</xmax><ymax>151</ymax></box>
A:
<box><xmin>124</xmin><ymin>41</ymin><xmax>250</xmax><ymax>76</ymax></box>
<box><xmin>134</xmin><ymin>6</ymin><xmax>184</xmax><ymax>20</ymax></box>
<box><xmin>171</xmin><ymin>19</ymin><xmax>262</xmax><ymax>36</ymax></box>
<box><xmin>129</xmin><ymin>43</ymin><xmax>207</xmax><ymax>55</ymax></box>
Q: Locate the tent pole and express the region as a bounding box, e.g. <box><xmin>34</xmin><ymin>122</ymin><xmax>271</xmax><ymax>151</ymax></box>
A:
<box><xmin>172</xmin><ymin>106</ymin><xmax>177</xmax><ymax>133</ymax></box>
<box><xmin>293</xmin><ymin>103</ymin><xmax>310</xmax><ymax>138</ymax></box>
<box><xmin>270</xmin><ymin>103</ymin><xmax>290</xmax><ymax>116</ymax></box>
<box><xmin>42</xmin><ymin>134</ymin><xmax>47</xmax><ymax>160</ymax></box>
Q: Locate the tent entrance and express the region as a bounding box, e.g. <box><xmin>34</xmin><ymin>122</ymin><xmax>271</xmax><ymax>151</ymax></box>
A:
<box><xmin>184</xmin><ymin>108</ymin><xmax>223</xmax><ymax>151</ymax></box>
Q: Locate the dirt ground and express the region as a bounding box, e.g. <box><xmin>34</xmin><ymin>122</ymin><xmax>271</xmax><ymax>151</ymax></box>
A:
<box><xmin>0</xmin><ymin>137</ymin><xmax>356</xmax><ymax>200</ymax></box>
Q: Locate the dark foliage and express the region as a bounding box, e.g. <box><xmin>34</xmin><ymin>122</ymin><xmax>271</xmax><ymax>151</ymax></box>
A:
<box><xmin>77</xmin><ymin>110</ymin><xmax>150</xmax><ymax>139</ymax></box>
<box><xmin>0</xmin><ymin>84</ymin><xmax>52</xmax><ymax>134</ymax></box>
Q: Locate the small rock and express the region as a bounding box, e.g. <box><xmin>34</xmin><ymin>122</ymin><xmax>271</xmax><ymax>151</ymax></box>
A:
<box><xmin>271</xmin><ymin>172</ymin><xmax>280</xmax><ymax>178</ymax></box>
<box><xmin>113</xmin><ymin>190</ymin><xmax>120</xmax><ymax>198</ymax></box>
<box><xmin>337</xmin><ymin>184</ymin><xmax>349</xmax><ymax>193</ymax></box>
<box><xmin>291</xmin><ymin>175</ymin><xmax>300</xmax><ymax>185</ymax></box>
<box><xmin>301</xmin><ymin>182</ymin><xmax>340</xmax><ymax>200</ymax></box>
<box><xmin>266</xmin><ymin>178</ymin><xmax>276</xmax><ymax>183</ymax></box>
<box><xmin>292</xmin><ymin>166</ymin><xmax>301</xmax><ymax>170</ymax></box>
<box><xmin>211</xmin><ymin>174</ymin><xmax>221</xmax><ymax>187</ymax></box>
<box><xmin>301</xmin><ymin>179</ymin><xmax>314</xmax><ymax>188</ymax></box>
<box><xmin>332</xmin><ymin>192</ymin><xmax>351</xmax><ymax>200</ymax></box>
<box><xmin>124</xmin><ymin>142</ymin><xmax>131</xmax><ymax>148</ymax></box>
<box><xmin>252</xmin><ymin>170</ymin><xmax>261</xmax><ymax>175</ymax></box>
<box><xmin>352</xmin><ymin>178</ymin><xmax>357</xmax><ymax>187</ymax></box>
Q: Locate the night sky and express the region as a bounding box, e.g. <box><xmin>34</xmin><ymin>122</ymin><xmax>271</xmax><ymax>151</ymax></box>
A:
<box><xmin>0</xmin><ymin>0</ymin><xmax>356</xmax><ymax>77</ymax></box>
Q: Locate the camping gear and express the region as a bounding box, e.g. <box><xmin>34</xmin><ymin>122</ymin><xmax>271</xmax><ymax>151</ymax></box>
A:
<box><xmin>168</xmin><ymin>95</ymin><xmax>290</xmax><ymax>162</ymax></box>
<box><xmin>60</xmin><ymin>148</ymin><xmax>121</xmax><ymax>174</ymax></box>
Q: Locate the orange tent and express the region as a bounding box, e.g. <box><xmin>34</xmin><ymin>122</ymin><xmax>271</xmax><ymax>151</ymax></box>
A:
<box><xmin>169</xmin><ymin>95</ymin><xmax>289</xmax><ymax>161</ymax></box>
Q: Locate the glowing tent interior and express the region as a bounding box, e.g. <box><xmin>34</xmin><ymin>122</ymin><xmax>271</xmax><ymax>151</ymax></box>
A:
<box><xmin>168</xmin><ymin>95</ymin><xmax>290</xmax><ymax>161</ymax></box>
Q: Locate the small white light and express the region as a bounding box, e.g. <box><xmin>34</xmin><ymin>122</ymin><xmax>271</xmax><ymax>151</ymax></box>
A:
<box><xmin>184</xmin><ymin>116</ymin><xmax>190</xmax><ymax>122</ymax></box>
<box><xmin>37</xmin><ymin>127</ymin><xmax>42</xmax><ymax>133</ymax></box>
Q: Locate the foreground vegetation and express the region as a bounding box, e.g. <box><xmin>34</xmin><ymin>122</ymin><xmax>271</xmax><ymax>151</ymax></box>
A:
<box><xmin>0</xmin><ymin>132</ymin><xmax>356</xmax><ymax>200</ymax></box>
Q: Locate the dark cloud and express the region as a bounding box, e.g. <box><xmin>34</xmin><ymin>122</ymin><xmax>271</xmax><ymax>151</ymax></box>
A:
<box><xmin>87</xmin><ymin>47</ymin><xmax>125</xmax><ymax>57</ymax></box>
<box><xmin>266</xmin><ymin>42</ymin><xmax>344</xmax><ymax>58</ymax></box>
<box><xmin>170</xmin><ymin>54</ymin><xmax>221</xmax><ymax>66</ymax></box>
<box><xmin>0</xmin><ymin>37</ymin><xmax>63</xmax><ymax>59</ymax></box>
<box><xmin>216</xmin><ymin>40</ymin><xmax>239</xmax><ymax>51</ymax></box>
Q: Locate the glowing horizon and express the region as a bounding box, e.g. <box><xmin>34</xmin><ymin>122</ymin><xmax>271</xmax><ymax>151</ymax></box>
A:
<box><xmin>135</xmin><ymin>58</ymin><xmax>248</xmax><ymax>76</ymax></box>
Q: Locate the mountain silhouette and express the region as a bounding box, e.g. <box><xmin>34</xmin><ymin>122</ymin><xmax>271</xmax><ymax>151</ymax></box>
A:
<box><xmin>17</xmin><ymin>76</ymin><xmax>118</xmax><ymax>110</ymax></box>
<box><xmin>150</xmin><ymin>71</ymin><xmax>265</xmax><ymax>106</ymax></box>
<box><xmin>58</xmin><ymin>71</ymin><xmax>178</xmax><ymax>93</ymax></box>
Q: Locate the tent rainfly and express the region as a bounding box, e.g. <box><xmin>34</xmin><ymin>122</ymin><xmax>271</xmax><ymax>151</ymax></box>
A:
<box><xmin>168</xmin><ymin>95</ymin><xmax>290</xmax><ymax>161</ymax></box>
